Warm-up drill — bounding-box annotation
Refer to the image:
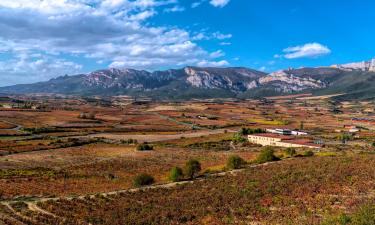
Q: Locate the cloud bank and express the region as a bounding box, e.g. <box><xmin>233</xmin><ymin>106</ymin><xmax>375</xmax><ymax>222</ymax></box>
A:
<box><xmin>0</xmin><ymin>0</ymin><xmax>230</xmax><ymax>85</ymax></box>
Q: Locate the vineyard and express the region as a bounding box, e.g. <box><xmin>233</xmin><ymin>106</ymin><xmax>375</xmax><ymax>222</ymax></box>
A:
<box><xmin>1</xmin><ymin>97</ymin><xmax>375</xmax><ymax>224</ymax></box>
<box><xmin>1</xmin><ymin>155</ymin><xmax>375</xmax><ymax>224</ymax></box>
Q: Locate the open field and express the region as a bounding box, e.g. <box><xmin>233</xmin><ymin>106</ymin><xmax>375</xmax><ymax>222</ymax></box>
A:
<box><xmin>1</xmin><ymin>96</ymin><xmax>375</xmax><ymax>224</ymax></box>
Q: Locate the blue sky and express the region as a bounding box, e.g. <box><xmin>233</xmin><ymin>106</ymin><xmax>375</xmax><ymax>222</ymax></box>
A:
<box><xmin>0</xmin><ymin>0</ymin><xmax>374</xmax><ymax>86</ymax></box>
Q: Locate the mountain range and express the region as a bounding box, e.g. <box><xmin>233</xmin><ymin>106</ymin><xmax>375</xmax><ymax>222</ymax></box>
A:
<box><xmin>1</xmin><ymin>58</ymin><xmax>375</xmax><ymax>100</ymax></box>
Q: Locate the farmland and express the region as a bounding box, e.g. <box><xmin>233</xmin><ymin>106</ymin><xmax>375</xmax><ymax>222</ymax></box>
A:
<box><xmin>1</xmin><ymin>95</ymin><xmax>375</xmax><ymax>224</ymax></box>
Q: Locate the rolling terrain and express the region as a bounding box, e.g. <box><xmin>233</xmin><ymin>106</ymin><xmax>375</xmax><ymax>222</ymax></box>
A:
<box><xmin>1</xmin><ymin>58</ymin><xmax>375</xmax><ymax>100</ymax></box>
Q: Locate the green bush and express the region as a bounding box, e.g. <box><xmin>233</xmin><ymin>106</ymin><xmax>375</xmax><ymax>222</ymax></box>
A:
<box><xmin>256</xmin><ymin>147</ymin><xmax>280</xmax><ymax>163</ymax></box>
<box><xmin>136</xmin><ymin>143</ymin><xmax>153</xmax><ymax>151</ymax></box>
<box><xmin>232</xmin><ymin>133</ymin><xmax>247</xmax><ymax>143</ymax></box>
<box><xmin>284</xmin><ymin>148</ymin><xmax>297</xmax><ymax>157</ymax></box>
<box><xmin>239</xmin><ymin>128</ymin><xmax>265</xmax><ymax>135</ymax></box>
<box><xmin>185</xmin><ymin>159</ymin><xmax>201</xmax><ymax>179</ymax></box>
<box><xmin>226</xmin><ymin>155</ymin><xmax>246</xmax><ymax>170</ymax></box>
<box><xmin>133</xmin><ymin>174</ymin><xmax>155</xmax><ymax>187</ymax></box>
<box><xmin>304</xmin><ymin>150</ymin><xmax>314</xmax><ymax>157</ymax></box>
<box><xmin>169</xmin><ymin>167</ymin><xmax>184</xmax><ymax>182</ymax></box>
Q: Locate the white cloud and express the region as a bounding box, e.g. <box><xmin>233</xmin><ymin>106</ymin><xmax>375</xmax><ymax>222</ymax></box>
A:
<box><xmin>209</xmin><ymin>50</ymin><xmax>225</xmax><ymax>58</ymax></box>
<box><xmin>0</xmin><ymin>0</ymin><xmax>231</xmax><ymax>85</ymax></box>
<box><xmin>197</xmin><ymin>60</ymin><xmax>229</xmax><ymax>67</ymax></box>
<box><xmin>164</xmin><ymin>5</ymin><xmax>185</xmax><ymax>12</ymax></box>
<box><xmin>0</xmin><ymin>52</ymin><xmax>82</xmax><ymax>86</ymax></box>
<box><xmin>282</xmin><ymin>43</ymin><xmax>331</xmax><ymax>59</ymax></box>
<box><xmin>192</xmin><ymin>31</ymin><xmax>232</xmax><ymax>41</ymax></box>
<box><xmin>219</xmin><ymin>42</ymin><xmax>231</xmax><ymax>46</ymax></box>
<box><xmin>213</xmin><ymin>32</ymin><xmax>232</xmax><ymax>40</ymax></box>
<box><xmin>210</xmin><ymin>0</ymin><xmax>230</xmax><ymax>8</ymax></box>
<box><xmin>191</xmin><ymin>1</ymin><xmax>203</xmax><ymax>8</ymax></box>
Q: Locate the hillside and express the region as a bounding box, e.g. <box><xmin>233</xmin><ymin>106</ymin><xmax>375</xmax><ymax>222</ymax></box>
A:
<box><xmin>1</xmin><ymin>65</ymin><xmax>375</xmax><ymax>100</ymax></box>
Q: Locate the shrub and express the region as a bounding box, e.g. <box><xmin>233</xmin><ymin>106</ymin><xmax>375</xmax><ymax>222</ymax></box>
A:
<box><xmin>304</xmin><ymin>150</ymin><xmax>314</xmax><ymax>157</ymax></box>
<box><xmin>239</xmin><ymin>128</ymin><xmax>265</xmax><ymax>135</ymax></box>
<box><xmin>256</xmin><ymin>147</ymin><xmax>280</xmax><ymax>163</ymax></box>
<box><xmin>136</xmin><ymin>143</ymin><xmax>153</xmax><ymax>151</ymax></box>
<box><xmin>169</xmin><ymin>167</ymin><xmax>184</xmax><ymax>182</ymax></box>
<box><xmin>232</xmin><ymin>133</ymin><xmax>247</xmax><ymax>143</ymax></box>
<box><xmin>122</xmin><ymin>139</ymin><xmax>138</xmax><ymax>145</ymax></box>
<box><xmin>226</xmin><ymin>155</ymin><xmax>246</xmax><ymax>170</ymax></box>
<box><xmin>284</xmin><ymin>148</ymin><xmax>297</xmax><ymax>157</ymax></box>
<box><xmin>133</xmin><ymin>174</ymin><xmax>155</xmax><ymax>187</ymax></box>
<box><xmin>185</xmin><ymin>159</ymin><xmax>201</xmax><ymax>179</ymax></box>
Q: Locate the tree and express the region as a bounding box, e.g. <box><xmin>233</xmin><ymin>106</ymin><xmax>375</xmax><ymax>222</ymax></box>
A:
<box><xmin>226</xmin><ymin>155</ymin><xmax>246</xmax><ymax>170</ymax></box>
<box><xmin>339</xmin><ymin>133</ymin><xmax>352</xmax><ymax>145</ymax></box>
<box><xmin>169</xmin><ymin>167</ymin><xmax>184</xmax><ymax>182</ymax></box>
<box><xmin>256</xmin><ymin>147</ymin><xmax>280</xmax><ymax>163</ymax></box>
<box><xmin>232</xmin><ymin>133</ymin><xmax>246</xmax><ymax>143</ymax></box>
<box><xmin>136</xmin><ymin>143</ymin><xmax>154</xmax><ymax>151</ymax></box>
<box><xmin>133</xmin><ymin>174</ymin><xmax>155</xmax><ymax>187</ymax></box>
<box><xmin>185</xmin><ymin>159</ymin><xmax>201</xmax><ymax>179</ymax></box>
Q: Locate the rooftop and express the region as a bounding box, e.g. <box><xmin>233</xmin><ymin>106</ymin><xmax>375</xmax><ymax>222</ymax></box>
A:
<box><xmin>249</xmin><ymin>133</ymin><xmax>294</xmax><ymax>140</ymax></box>
<box><xmin>282</xmin><ymin>139</ymin><xmax>322</xmax><ymax>148</ymax></box>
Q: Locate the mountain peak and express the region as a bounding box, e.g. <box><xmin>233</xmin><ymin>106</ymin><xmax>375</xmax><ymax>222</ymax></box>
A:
<box><xmin>331</xmin><ymin>57</ymin><xmax>375</xmax><ymax>72</ymax></box>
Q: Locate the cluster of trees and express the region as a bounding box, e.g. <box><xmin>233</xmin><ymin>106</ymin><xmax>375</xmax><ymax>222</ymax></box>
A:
<box><xmin>121</xmin><ymin>139</ymin><xmax>138</xmax><ymax>145</ymax></box>
<box><xmin>133</xmin><ymin>147</ymin><xmax>315</xmax><ymax>188</ymax></box>
<box><xmin>238</xmin><ymin>127</ymin><xmax>265</xmax><ymax>135</ymax></box>
<box><xmin>136</xmin><ymin>143</ymin><xmax>154</xmax><ymax>151</ymax></box>
<box><xmin>233</xmin><ymin>127</ymin><xmax>265</xmax><ymax>143</ymax></box>
<box><xmin>169</xmin><ymin>159</ymin><xmax>201</xmax><ymax>182</ymax></box>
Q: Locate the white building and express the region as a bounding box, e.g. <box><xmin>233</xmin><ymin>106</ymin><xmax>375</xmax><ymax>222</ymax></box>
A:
<box><xmin>248</xmin><ymin>133</ymin><xmax>321</xmax><ymax>149</ymax></box>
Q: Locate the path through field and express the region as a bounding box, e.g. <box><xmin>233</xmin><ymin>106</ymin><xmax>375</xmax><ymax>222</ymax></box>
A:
<box><xmin>87</xmin><ymin>128</ymin><xmax>235</xmax><ymax>143</ymax></box>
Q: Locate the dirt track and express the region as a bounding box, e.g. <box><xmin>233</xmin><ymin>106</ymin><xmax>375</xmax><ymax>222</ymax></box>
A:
<box><xmin>87</xmin><ymin>128</ymin><xmax>236</xmax><ymax>143</ymax></box>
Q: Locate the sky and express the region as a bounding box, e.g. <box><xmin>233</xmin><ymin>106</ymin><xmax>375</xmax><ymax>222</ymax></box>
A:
<box><xmin>0</xmin><ymin>0</ymin><xmax>375</xmax><ymax>86</ymax></box>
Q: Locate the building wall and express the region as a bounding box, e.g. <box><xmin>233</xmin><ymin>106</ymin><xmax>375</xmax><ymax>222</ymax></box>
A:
<box><xmin>248</xmin><ymin>135</ymin><xmax>281</xmax><ymax>146</ymax></box>
<box><xmin>248</xmin><ymin>135</ymin><xmax>319</xmax><ymax>149</ymax></box>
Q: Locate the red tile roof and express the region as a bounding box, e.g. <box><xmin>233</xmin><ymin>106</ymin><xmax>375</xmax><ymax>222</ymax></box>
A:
<box><xmin>282</xmin><ymin>139</ymin><xmax>322</xmax><ymax>147</ymax></box>
<box><xmin>250</xmin><ymin>133</ymin><xmax>294</xmax><ymax>140</ymax></box>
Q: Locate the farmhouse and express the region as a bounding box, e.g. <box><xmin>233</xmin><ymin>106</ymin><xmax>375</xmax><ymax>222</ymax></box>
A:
<box><xmin>248</xmin><ymin>133</ymin><xmax>321</xmax><ymax>149</ymax></box>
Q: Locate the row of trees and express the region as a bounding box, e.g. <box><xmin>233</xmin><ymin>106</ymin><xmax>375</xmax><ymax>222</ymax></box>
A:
<box><xmin>133</xmin><ymin>147</ymin><xmax>314</xmax><ymax>187</ymax></box>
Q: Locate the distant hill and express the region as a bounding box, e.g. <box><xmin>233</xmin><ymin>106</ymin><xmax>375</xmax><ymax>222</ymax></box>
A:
<box><xmin>1</xmin><ymin>62</ymin><xmax>375</xmax><ymax>100</ymax></box>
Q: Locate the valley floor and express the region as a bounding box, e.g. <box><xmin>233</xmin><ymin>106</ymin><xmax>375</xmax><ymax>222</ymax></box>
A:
<box><xmin>1</xmin><ymin>97</ymin><xmax>375</xmax><ymax>224</ymax></box>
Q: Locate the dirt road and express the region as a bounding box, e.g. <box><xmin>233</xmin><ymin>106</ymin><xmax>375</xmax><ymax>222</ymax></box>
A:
<box><xmin>87</xmin><ymin>128</ymin><xmax>235</xmax><ymax>143</ymax></box>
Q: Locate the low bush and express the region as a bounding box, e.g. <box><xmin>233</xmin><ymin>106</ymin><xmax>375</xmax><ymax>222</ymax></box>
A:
<box><xmin>122</xmin><ymin>139</ymin><xmax>138</xmax><ymax>145</ymax></box>
<box><xmin>137</xmin><ymin>143</ymin><xmax>154</xmax><ymax>151</ymax></box>
<box><xmin>304</xmin><ymin>150</ymin><xmax>314</xmax><ymax>157</ymax></box>
<box><xmin>239</xmin><ymin>128</ymin><xmax>265</xmax><ymax>135</ymax></box>
<box><xmin>256</xmin><ymin>147</ymin><xmax>280</xmax><ymax>163</ymax></box>
<box><xmin>226</xmin><ymin>155</ymin><xmax>246</xmax><ymax>170</ymax></box>
<box><xmin>169</xmin><ymin>167</ymin><xmax>184</xmax><ymax>182</ymax></box>
<box><xmin>185</xmin><ymin>159</ymin><xmax>201</xmax><ymax>179</ymax></box>
<box><xmin>133</xmin><ymin>174</ymin><xmax>155</xmax><ymax>187</ymax></box>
